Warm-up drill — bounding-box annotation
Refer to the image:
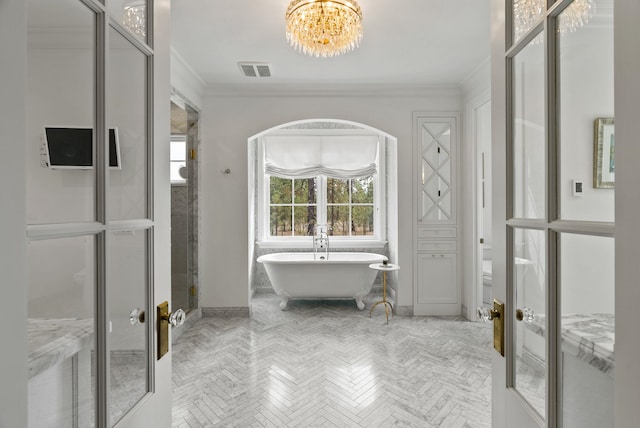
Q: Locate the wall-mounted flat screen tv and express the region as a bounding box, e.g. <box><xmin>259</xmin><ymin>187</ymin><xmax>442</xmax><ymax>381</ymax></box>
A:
<box><xmin>43</xmin><ymin>127</ymin><xmax>121</xmax><ymax>169</ymax></box>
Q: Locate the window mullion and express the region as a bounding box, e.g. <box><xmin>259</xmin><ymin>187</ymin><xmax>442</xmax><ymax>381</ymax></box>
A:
<box><xmin>319</xmin><ymin>176</ymin><xmax>327</xmax><ymax>225</ymax></box>
<box><xmin>348</xmin><ymin>179</ymin><xmax>353</xmax><ymax>237</ymax></box>
<box><xmin>290</xmin><ymin>179</ymin><xmax>295</xmax><ymax>236</ymax></box>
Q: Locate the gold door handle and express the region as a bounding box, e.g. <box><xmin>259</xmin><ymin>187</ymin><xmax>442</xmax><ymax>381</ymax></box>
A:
<box><xmin>157</xmin><ymin>302</ymin><xmax>186</xmax><ymax>360</ymax></box>
<box><xmin>477</xmin><ymin>299</ymin><xmax>505</xmax><ymax>356</ymax></box>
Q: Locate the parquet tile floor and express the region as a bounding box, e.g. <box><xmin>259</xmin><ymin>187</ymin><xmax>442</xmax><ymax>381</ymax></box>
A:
<box><xmin>171</xmin><ymin>294</ymin><xmax>492</xmax><ymax>427</ymax></box>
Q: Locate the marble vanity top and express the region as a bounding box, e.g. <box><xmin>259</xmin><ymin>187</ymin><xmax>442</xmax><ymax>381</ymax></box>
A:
<box><xmin>27</xmin><ymin>318</ymin><xmax>93</xmax><ymax>379</ymax></box>
<box><xmin>527</xmin><ymin>313</ymin><xmax>614</xmax><ymax>376</ymax></box>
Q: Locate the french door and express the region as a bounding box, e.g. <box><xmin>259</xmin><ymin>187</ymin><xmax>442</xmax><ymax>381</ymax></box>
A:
<box><xmin>21</xmin><ymin>0</ymin><xmax>172</xmax><ymax>427</ymax></box>
<box><xmin>491</xmin><ymin>0</ymin><xmax>614</xmax><ymax>427</ymax></box>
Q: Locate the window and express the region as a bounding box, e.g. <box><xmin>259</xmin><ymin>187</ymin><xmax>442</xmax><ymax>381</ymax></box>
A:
<box><xmin>170</xmin><ymin>135</ymin><xmax>186</xmax><ymax>184</ymax></box>
<box><xmin>327</xmin><ymin>176</ymin><xmax>374</xmax><ymax>236</ymax></box>
<box><xmin>268</xmin><ymin>175</ymin><xmax>376</xmax><ymax>239</ymax></box>
<box><xmin>259</xmin><ymin>132</ymin><xmax>385</xmax><ymax>244</ymax></box>
<box><xmin>269</xmin><ymin>177</ymin><xmax>317</xmax><ymax>236</ymax></box>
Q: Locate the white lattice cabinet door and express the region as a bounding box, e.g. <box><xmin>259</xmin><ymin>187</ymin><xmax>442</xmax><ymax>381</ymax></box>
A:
<box><xmin>414</xmin><ymin>114</ymin><xmax>460</xmax><ymax>316</ymax></box>
<box><xmin>418</xmin><ymin>119</ymin><xmax>456</xmax><ymax>224</ymax></box>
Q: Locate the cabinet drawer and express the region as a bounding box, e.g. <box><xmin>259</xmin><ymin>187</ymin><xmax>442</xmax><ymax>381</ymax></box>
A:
<box><xmin>418</xmin><ymin>240</ymin><xmax>457</xmax><ymax>252</ymax></box>
<box><xmin>418</xmin><ymin>227</ymin><xmax>457</xmax><ymax>239</ymax></box>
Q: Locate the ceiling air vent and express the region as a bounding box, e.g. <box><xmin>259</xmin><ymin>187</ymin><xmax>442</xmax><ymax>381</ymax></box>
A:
<box><xmin>238</xmin><ymin>62</ymin><xmax>272</xmax><ymax>78</ymax></box>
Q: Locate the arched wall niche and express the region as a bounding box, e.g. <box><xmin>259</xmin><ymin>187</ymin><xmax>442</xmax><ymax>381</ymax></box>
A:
<box><xmin>247</xmin><ymin>118</ymin><xmax>399</xmax><ymax>303</ymax></box>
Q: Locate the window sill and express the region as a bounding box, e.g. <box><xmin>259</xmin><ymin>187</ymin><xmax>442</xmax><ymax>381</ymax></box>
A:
<box><xmin>256</xmin><ymin>239</ymin><xmax>387</xmax><ymax>249</ymax></box>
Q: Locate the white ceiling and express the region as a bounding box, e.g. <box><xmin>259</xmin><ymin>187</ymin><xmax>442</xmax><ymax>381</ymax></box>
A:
<box><xmin>170</xmin><ymin>0</ymin><xmax>491</xmax><ymax>90</ymax></box>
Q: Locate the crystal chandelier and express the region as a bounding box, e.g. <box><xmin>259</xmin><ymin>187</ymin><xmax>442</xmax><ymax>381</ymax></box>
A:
<box><xmin>513</xmin><ymin>0</ymin><xmax>595</xmax><ymax>42</ymax></box>
<box><xmin>122</xmin><ymin>0</ymin><xmax>146</xmax><ymax>39</ymax></box>
<box><xmin>285</xmin><ymin>0</ymin><xmax>363</xmax><ymax>58</ymax></box>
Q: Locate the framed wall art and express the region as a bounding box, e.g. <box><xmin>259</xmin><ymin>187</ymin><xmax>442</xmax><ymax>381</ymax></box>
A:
<box><xmin>593</xmin><ymin>117</ymin><xmax>615</xmax><ymax>188</ymax></box>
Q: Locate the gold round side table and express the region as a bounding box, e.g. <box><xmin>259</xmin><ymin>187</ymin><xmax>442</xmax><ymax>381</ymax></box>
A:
<box><xmin>368</xmin><ymin>262</ymin><xmax>400</xmax><ymax>324</ymax></box>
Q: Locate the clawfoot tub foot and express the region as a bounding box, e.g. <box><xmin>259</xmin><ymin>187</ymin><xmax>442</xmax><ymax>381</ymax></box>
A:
<box><xmin>279</xmin><ymin>297</ymin><xmax>289</xmax><ymax>311</ymax></box>
<box><xmin>355</xmin><ymin>297</ymin><xmax>365</xmax><ymax>311</ymax></box>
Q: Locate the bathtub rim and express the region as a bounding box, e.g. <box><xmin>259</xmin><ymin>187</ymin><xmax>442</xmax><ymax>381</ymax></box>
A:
<box><xmin>256</xmin><ymin>252</ymin><xmax>388</xmax><ymax>265</ymax></box>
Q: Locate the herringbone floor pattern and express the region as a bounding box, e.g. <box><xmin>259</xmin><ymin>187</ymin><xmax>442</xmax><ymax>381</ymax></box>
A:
<box><xmin>172</xmin><ymin>294</ymin><xmax>492</xmax><ymax>427</ymax></box>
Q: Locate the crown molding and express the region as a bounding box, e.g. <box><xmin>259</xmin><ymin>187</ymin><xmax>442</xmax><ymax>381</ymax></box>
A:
<box><xmin>204</xmin><ymin>82</ymin><xmax>462</xmax><ymax>98</ymax></box>
<box><xmin>170</xmin><ymin>46</ymin><xmax>206</xmax><ymax>88</ymax></box>
<box><xmin>459</xmin><ymin>56</ymin><xmax>490</xmax><ymax>97</ymax></box>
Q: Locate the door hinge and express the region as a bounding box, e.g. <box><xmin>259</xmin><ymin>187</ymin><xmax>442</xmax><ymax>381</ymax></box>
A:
<box><xmin>190</xmin><ymin>149</ymin><xmax>196</xmax><ymax>160</ymax></box>
<box><xmin>190</xmin><ymin>286</ymin><xmax>197</xmax><ymax>296</ymax></box>
<box><xmin>480</xmin><ymin>238</ymin><xmax>484</xmax><ymax>244</ymax></box>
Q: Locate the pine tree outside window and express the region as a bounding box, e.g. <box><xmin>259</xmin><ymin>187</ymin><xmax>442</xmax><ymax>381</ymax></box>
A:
<box><xmin>268</xmin><ymin>175</ymin><xmax>375</xmax><ymax>238</ymax></box>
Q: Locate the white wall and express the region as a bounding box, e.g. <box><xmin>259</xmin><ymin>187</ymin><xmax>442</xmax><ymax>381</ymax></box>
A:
<box><xmin>559</xmin><ymin>22</ymin><xmax>614</xmax><ymax>222</ymax></box>
<box><xmin>200</xmin><ymin>89</ymin><xmax>462</xmax><ymax>309</ymax></box>
<box><xmin>27</xmin><ymin>35</ymin><xmax>94</xmax><ymax>224</ymax></box>
<box><xmin>109</xmin><ymin>33</ymin><xmax>149</xmax><ymax>221</ymax></box>
<box><xmin>27</xmin><ymin>237</ymin><xmax>94</xmax><ymax>319</ymax></box>
<box><xmin>558</xmin><ymin>13</ymin><xmax>614</xmax><ymax>312</ymax></box>
<box><xmin>561</xmin><ymin>234</ymin><xmax>614</xmax><ymax>314</ymax></box>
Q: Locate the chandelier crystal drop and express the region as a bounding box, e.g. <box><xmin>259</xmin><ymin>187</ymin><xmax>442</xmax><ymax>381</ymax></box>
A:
<box><xmin>122</xmin><ymin>0</ymin><xmax>146</xmax><ymax>39</ymax></box>
<box><xmin>285</xmin><ymin>0</ymin><xmax>363</xmax><ymax>58</ymax></box>
<box><xmin>513</xmin><ymin>0</ymin><xmax>595</xmax><ymax>42</ymax></box>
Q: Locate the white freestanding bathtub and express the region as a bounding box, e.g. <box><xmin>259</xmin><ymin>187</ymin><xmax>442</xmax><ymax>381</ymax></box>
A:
<box><xmin>256</xmin><ymin>252</ymin><xmax>388</xmax><ymax>310</ymax></box>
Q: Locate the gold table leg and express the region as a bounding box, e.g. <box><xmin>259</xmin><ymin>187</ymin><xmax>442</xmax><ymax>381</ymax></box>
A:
<box><xmin>369</xmin><ymin>271</ymin><xmax>393</xmax><ymax>324</ymax></box>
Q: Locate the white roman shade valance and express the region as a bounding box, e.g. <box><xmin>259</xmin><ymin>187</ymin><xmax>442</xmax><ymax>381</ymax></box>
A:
<box><xmin>263</xmin><ymin>135</ymin><xmax>378</xmax><ymax>179</ymax></box>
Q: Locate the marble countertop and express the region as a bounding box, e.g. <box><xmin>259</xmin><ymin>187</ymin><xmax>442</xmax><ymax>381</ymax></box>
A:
<box><xmin>27</xmin><ymin>318</ymin><xmax>93</xmax><ymax>379</ymax></box>
<box><xmin>527</xmin><ymin>313</ymin><xmax>614</xmax><ymax>376</ymax></box>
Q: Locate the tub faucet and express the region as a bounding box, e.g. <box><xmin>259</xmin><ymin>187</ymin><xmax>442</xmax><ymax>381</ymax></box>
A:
<box><xmin>314</xmin><ymin>226</ymin><xmax>329</xmax><ymax>260</ymax></box>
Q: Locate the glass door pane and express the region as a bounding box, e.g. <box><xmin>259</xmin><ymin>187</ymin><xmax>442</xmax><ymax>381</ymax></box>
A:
<box><xmin>513</xmin><ymin>228</ymin><xmax>546</xmax><ymax>418</ymax></box>
<box><xmin>108</xmin><ymin>26</ymin><xmax>148</xmax><ymax>221</ymax></box>
<box><xmin>558</xmin><ymin>1</ymin><xmax>614</xmax><ymax>222</ymax></box>
<box><xmin>27</xmin><ymin>236</ymin><xmax>96</xmax><ymax>428</ymax></box>
<box><xmin>109</xmin><ymin>229</ymin><xmax>149</xmax><ymax>424</ymax></box>
<box><xmin>26</xmin><ymin>0</ymin><xmax>96</xmax><ymax>224</ymax></box>
<box><xmin>513</xmin><ymin>34</ymin><xmax>547</xmax><ymax>219</ymax></box>
<box><xmin>513</xmin><ymin>35</ymin><xmax>546</xmax><ymax>219</ymax></box>
<box><xmin>559</xmin><ymin>233</ymin><xmax>614</xmax><ymax>427</ymax></box>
